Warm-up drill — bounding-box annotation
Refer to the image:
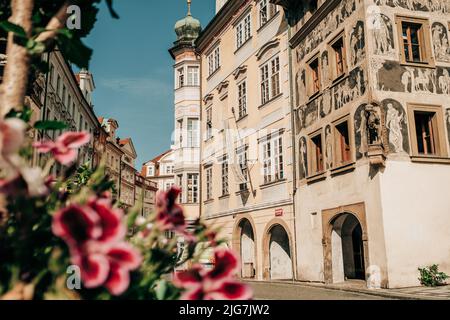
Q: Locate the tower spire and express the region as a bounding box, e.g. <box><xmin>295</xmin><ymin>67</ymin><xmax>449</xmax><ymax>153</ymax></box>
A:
<box><xmin>187</xmin><ymin>0</ymin><xmax>191</xmax><ymax>16</ymax></box>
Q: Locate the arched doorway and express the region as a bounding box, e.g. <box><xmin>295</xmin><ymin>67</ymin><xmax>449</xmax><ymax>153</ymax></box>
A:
<box><xmin>239</xmin><ymin>219</ymin><xmax>256</xmax><ymax>278</ymax></box>
<box><xmin>330</xmin><ymin>213</ymin><xmax>366</xmax><ymax>283</ymax></box>
<box><xmin>268</xmin><ymin>224</ymin><xmax>293</xmax><ymax>280</ymax></box>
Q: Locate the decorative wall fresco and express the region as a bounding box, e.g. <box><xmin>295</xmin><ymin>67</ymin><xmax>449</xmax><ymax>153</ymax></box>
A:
<box><xmin>321</xmin><ymin>51</ymin><xmax>330</xmax><ymax>88</ymax></box>
<box><xmin>432</xmin><ymin>22</ymin><xmax>450</xmax><ymax>62</ymax></box>
<box><xmin>354</xmin><ymin>104</ymin><xmax>368</xmax><ymax>160</ymax></box>
<box><xmin>333</xmin><ymin>67</ymin><xmax>366</xmax><ymax>110</ymax></box>
<box><xmin>325</xmin><ymin>125</ymin><xmax>333</xmax><ymax>169</ymax></box>
<box><xmin>376</xmin><ymin>61</ymin><xmax>450</xmax><ymax>94</ymax></box>
<box><xmin>350</xmin><ymin>21</ymin><xmax>366</xmax><ymax>67</ymax></box>
<box><xmin>303</xmin><ymin>99</ymin><xmax>319</xmax><ymax>129</ymax></box>
<box><xmin>319</xmin><ymin>89</ymin><xmax>333</xmax><ymax>118</ymax></box>
<box><xmin>295</xmin><ymin>69</ymin><xmax>306</xmax><ymax>107</ymax></box>
<box><xmin>446</xmin><ymin>108</ymin><xmax>450</xmax><ymax>147</ymax></box>
<box><xmin>371</xmin><ymin>13</ymin><xmax>395</xmax><ymax>56</ymax></box>
<box><xmin>383</xmin><ymin>99</ymin><xmax>410</xmax><ymax>154</ymax></box>
<box><xmin>299</xmin><ymin>136</ymin><xmax>308</xmax><ymax>179</ymax></box>
<box><xmin>296</xmin><ymin>0</ymin><xmax>357</xmax><ymax>62</ymax></box>
<box><xmin>374</xmin><ymin>0</ymin><xmax>450</xmax><ymax>13</ymax></box>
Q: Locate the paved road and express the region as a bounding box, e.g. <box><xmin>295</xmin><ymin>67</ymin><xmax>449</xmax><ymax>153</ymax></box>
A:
<box><xmin>245</xmin><ymin>281</ymin><xmax>390</xmax><ymax>300</ymax></box>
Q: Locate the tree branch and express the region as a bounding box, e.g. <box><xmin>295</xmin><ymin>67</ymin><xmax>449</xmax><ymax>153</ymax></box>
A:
<box><xmin>0</xmin><ymin>0</ymin><xmax>34</xmax><ymax>117</ymax></box>
<box><xmin>34</xmin><ymin>1</ymin><xmax>71</xmax><ymax>48</ymax></box>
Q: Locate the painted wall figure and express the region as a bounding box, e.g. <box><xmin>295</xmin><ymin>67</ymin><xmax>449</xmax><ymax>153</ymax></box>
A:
<box><xmin>432</xmin><ymin>22</ymin><xmax>450</xmax><ymax>62</ymax></box>
<box><xmin>321</xmin><ymin>51</ymin><xmax>330</xmax><ymax>88</ymax></box>
<box><xmin>299</xmin><ymin>137</ymin><xmax>308</xmax><ymax>179</ymax></box>
<box><xmin>325</xmin><ymin>125</ymin><xmax>333</xmax><ymax>169</ymax></box>
<box><xmin>350</xmin><ymin>21</ymin><xmax>366</xmax><ymax>67</ymax></box>
<box><xmin>320</xmin><ymin>89</ymin><xmax>332</xmax><ymax>118</ymax></box>
<box><xmin>333</xmin><ymin>67</ymin><xmax>366</xmax><ymax>110</ymax></box>
<box><xmin>354</xmin><ymin>104</ymin><xmax>368</xmax><ymax>160</ymax></box>
<box><xmin>383</xmin><ymin>99</ymin><xmax>409</xmax><ymax>154</ymax></box>
<box><xmin>375</xmin><ymin>0</ymin><xmax>450</xmax><ymax>13</ymax></box>
<box><xmin>372</xmin><ymin>13</ymin><xmax>395</xmax><ymax>55</ymax></box>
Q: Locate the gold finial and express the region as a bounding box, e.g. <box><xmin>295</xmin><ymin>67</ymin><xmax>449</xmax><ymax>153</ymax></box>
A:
<box><xmin>187</xmin><ymin>0</ymin><xmax>192</xmax><ymax>16</ymax></box>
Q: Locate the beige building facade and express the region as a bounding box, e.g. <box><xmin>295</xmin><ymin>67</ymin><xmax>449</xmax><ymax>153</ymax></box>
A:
<box><xmin>280</xmin><ymin>0</ymin><xmax>450</xmax><ymax>288</ymax></box>
<box><xmin>197</xmin><ymin>0</ymin><xmax>296</xmax><ymax>280</ymax></box>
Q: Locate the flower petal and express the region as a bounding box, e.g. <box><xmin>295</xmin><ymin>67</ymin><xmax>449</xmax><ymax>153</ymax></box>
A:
<box><xmin>180</xmin><ymin>287</ymin><xmax>205</xmax><ymax>300</ymax></box>
<box><xmin>207</xmin><ymin>281</ymin><xmax>253</xmax><ymax>300</ymax></box>
<box><xmin>52</xmin><ymin>205</ymin><xmax>102</xmax><ymax>244</ymax></box>
<box><xmin>106</xmin><ymin>242</ymin><xmax>142</xmax><ymax>270</ymax></box>
<box><xmin>54</xmin><ymin>148</ymin><xmax>78</xmax><ymax>165</ymax></box>
<box><xmin>206</xmin><ymin>249</ymin><xmax>239</xmax><ymax>281</ymax></box>
<box><xmin>57</xmin><ymin>131</ymin><xmax>91</xmax><ymax>149</ymax></box>
<box><xmin>80</xmin><ymin>253</ymin><xmax>110</xmax><ymax>289</ymax></box>
<box><xmin>32</xmin><ymin>140</ymin><xmax>55</xmax><ymax>154</ymax></box>
<box><xmin>104</xmin><ymin>262</ymin><xmax>131</xmax><ymax>296</ymax></box>
<box><xmin>173</xmin><ymin>266</ymin><xmax>203</xmax><ymax>288</ymax></box>
<box><xmin>89</xmin><ymin>198</ymin><xmax>125</xmax><ymax>243</ymax></box>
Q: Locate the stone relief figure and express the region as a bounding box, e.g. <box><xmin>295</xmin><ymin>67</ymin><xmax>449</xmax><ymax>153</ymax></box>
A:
<box><xmin>375</xmin><ymin>0</ymin><xmax>449</xmax><ymax>13</ymax></box>
<box><xmin>384</xmin><ymin>100</ymin><xmax>408</xmax><ymax>153</ymax></box>
<box><xmin>320</xmin><ymin>89</ymin><xmax>332</xmax><ymax>118</ymax></box>
<box><xmin>350</xmin><ymin>21</ymin><xmax>365</xmax><ymax>66</ymax></box>
<box><xmin>439</xmin><ymin>69</ymin><xmax>450</xmax><ymax>95</ymax></box>
<box><xmin>321</xmin><ymin>51</ymin><xmax>330</xmax><ymax>87</ymax></box>
<box><xmin>333</xmin><ymin>67</ymin><xmax>365</xmax><ymax>110</ymax></box>
<box><xmin>325</xmin><ymin>125</ymin><xmax>333</xmax><ymax>169</ymax></box>
<box><xmin>432</xmin><ymin>22</ymin><xmax>450</xmax><ymax>62</ymax></box>
<box><xmin>366</xmin><ymin>104</ymin><xmax>382</xmax><ymax>144</ymax></box>
<box><xmin>299</xmin><ymin>137</ymin><xmax>308</xmax><ymax>179</ymax></box>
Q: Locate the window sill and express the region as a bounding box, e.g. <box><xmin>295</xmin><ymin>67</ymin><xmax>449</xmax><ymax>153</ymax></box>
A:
<box><xmin>175</xmin><ymin>85</ymin><xmax>200</xmax><ymax>91</ymax></box>
<box><xmin>400</xmin><ymin>61</ymin><xmax>435</xmax><ymax>69</ymax></box>
<box><xmin>307</xmin><ymin>91</ymin><xmax>322</xmax><ymax>103</ymax></box>
<box><xmin>235</xmin><ymin>189</ymin><xmax>249</xmax><ymax>196</ymax></box>
<box><xmin>236</xmin><ymin>114</ymin><xmax>248</xmax><ymax>123</ymax></box>
<box><xmin>330</xmin><ymin>161</ymin><xmax>356</xmax><ymax>176</ymax></box>
<box><xmin>330</xmin><ymin>72</ymin><xmax>347</xmax><ymax>85</ymax></box>
<box><xmin>234</xmin><ymin>36</ymin><xmax>253</xmax><ymax>55</ymax></box>
<box><xmin>203</xmin><ymin>199</ymin><xmax>214</xmax><ymax>205</ymax></box>
<box><xmin>207</xmin><ymin>67</ymin><xmax>221</xmax><ymax>81</ymax></box>
<box><xmin>258</xmin><ymin>93</ymin><xmax>283</xmax><ymax>109</ymax></box>
<box><xmin>219</xmin><ymin>194</ymin><xmax>230</xmax><ymax>200</ymax></box>
<box><xmin>260</xmin><ymin>178</ymin><xmax>286</xmax><ymax>189</ymax></box>
<box><xmin>410</xmin><ymin>155</ymin><xmax>450</xmax><ymax>164</ymax></box>
<box><xmin>306</xmin><ymin>171</ymin><xmax>326</xmax><ymax>184</ymax></box>
<box><xmin>257</xmin><ymin>11</ymin><xmax>281</xmax><ymax>33</ymax></box>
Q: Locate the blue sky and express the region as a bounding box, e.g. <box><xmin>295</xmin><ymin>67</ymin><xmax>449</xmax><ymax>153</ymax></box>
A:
<box><xmin>85</xmin><ymin>0</ymin><xmax>215</xmax><ymax>167</ymax></box>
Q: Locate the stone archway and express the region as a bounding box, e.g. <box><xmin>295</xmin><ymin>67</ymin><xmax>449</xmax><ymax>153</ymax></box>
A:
<box><xmin>322</xmin><ymin>203</ymin><xmax>369</xmax><ymax>284</ymax></box>
<box><xmin>232</xmin><ymin>215</ymin><xmax>257</xmax><ymax>279</ymax></box>
<box><xmin>263</xmin><ymin>219</ymin><xmax>294</xmax><ymax>280</ymax></box>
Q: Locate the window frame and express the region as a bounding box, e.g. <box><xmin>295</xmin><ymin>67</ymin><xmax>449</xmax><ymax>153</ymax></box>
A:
<box><xmin>261</xmin><ymin>134</ymin><xmax>284</xmax><ymax>184</ymax></box>
<box><xmin>205</xmin><ymin>106</ymin><xmax>213</xmax><ymax>140</ymax></box>
<box><xmin>328</xmin><ymin>31</ymin><xmax>348</xmax><ymax>82</ymax></box>
<box><xmin>205</xmin><ymin>166</ymin><xmax>213</xmax><ymax>201</ymax></box>
<box><xmin>332</xmin><ymin>115</ymin><xmax>354</xmax><ymax>169</ymax></box>
<box><xmin>308</xmin><ymin>130</ymin><xmax>325</xmax><ymax>176</ymax></box>
<box><xmin>207</xmin><ymin>45</ymin><xmax>221</xmax><ymax>77</ymax></box>
<box><xmin>236</xmin><ymin>13</ymin><xmax>252</xmax><ymax>49</ymax></box>
<box><xmin>237</xmin><ymin>79</ymin><xmax>248</xmax><ymax>119</ymax></box>
<box><xmin>395</xmin><ymin>15</ymin><xmax>434</xmax><ymax>67</ymax></box>
<box><xmin>177</xmin><ymin>67</ymin><xmax>185</xmax><ymax>88</ymax></box>
<box><xmin>259</xmin><ymin>0</ymin><xmax>279</xmax><ymax>28</ymax></box>
<box><xmin>260</xmin><ymin>55</ymin><xmax>281</xmax><ymax>105</ymax></box>
<box><xmin>187</xmin><ymin>173</ymin><xmax>199</xmax><ymax>204</ymax></box>
<box><xmin>187</xmin><ymin>118</ymin><xmax>199</xmax><ymax>148</ymax></box>
<box><xmin>407</xmin><ymin>103</ymin><xmax>448</xmax><ymax>160</ymax></box>
<box><xmin>187</xmin><ymin>66</ymin><xmax>200</xmax><ymax>87</ymax></box>
<box><xmin>307</xmin><ymin>55</ymin><xmax>321</xmax><ymax>98</ymax></box>
<box><xmin>221</xmin><ymin>157</ymin><xmax>229</xmax><ymax>196</ymax></box>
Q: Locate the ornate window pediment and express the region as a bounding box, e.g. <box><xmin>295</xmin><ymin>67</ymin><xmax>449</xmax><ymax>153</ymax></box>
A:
<box><xmin>232</xmin><ymin>65</ymin><xmax>247</xmax><ymax>79</ymax></box>
<box><xmin>256</xmin><ymin>38</ymin><xmax>280</xmax><ymax>61</ymax></box>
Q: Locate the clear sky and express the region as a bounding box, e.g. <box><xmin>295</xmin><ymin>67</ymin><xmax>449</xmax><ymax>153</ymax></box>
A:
<box><xmin>85</xmin><ymin>0</ymin><xmax>215</xmax><ymax>168</ymax></box>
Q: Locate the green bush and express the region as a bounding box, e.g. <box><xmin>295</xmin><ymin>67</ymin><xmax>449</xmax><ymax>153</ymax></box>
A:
<box><xmin>418</xmin><ymin>264</ymin><xmax>449</xmax><ymax>287</ymax></box>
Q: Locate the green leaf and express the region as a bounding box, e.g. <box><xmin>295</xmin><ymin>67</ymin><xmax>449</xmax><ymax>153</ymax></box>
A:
<box><xmin>105</xmin><ymin>0</ymin><xmax>120</xmax><ymax>19</ymax></box>
<box><xmin>26</xmin><ymin>39</ymin><xmax>46</xmax><ymax>55</ymax></box>
<box><xmin>155</xmin><ymin>280</ymin><xmax>168</xmax><ymax>300</ymax></box>
<box><xmin>0</xmin><ymin>21</ymin><xmax>27</xmax><ymax>38</ymax></box>
<box><xmin>5</xmin><ymin>106</ymin><xmax>33</xmax><ymax>122</ymax></box>
<box><xmin>34</xmin><ymin>120</ymin><xmax>68</xmax><ymax>131</ymax></box>
<box><xmin>56</xmin><ymin>35</ymin><xmax>92</xmax><ymax>69</ymax></box>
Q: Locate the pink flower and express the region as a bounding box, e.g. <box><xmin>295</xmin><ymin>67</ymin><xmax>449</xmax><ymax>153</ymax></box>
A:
<box><xmin>156</xmin><ymin>186</ymin><xmax>186</xmax><ymax>232</ymax></box>
<box><xmin>0</xmin><ymin>118</ymin><xmax>26</xmax><ymax>158</ymax></box>
<box><xmin>52</xmin><ymin>197</ymin><xmax>141</xmax><ymax>296</ymax></box>
<box><xmin>34</xmin><ymin>131</ymin><xmax>91</xmax><ymax>165</ymax></box>
<box><xmin>174</xmin><ymin>249</ymin><xmax>253</xmax><ymax>300</ymax></box>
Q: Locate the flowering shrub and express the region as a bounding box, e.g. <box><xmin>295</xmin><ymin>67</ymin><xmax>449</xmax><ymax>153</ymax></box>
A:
<box><xmin>0</xmin><ymin>113</ymin><xmax>252</xmax><ymax>300</ymax></box>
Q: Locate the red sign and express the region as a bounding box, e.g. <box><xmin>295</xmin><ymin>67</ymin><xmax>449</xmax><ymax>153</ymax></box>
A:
<box><xmin>275</xmin><ymin>208</ymin><xmax>283</xmax><ymax>217</ymax></box>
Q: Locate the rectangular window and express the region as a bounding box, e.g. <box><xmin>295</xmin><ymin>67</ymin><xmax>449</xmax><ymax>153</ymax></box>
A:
<box><xmin>408</xmin><ymin>104</ymin><xmax>447</xmax><ymax>158</ymax></box>
<box><xmin>208</xmin><ymin>46</ymin><xmax>220</xmax><ymax>76</ymax></box>
<box><xmin>187</xmin><ymin>173</ymin><xmax>198</xmax><ymax>203</ymax></box>
<box><xmin>237</xmin><ymin>147</ymin><xmax>248</xmax><ymax>191</ymax></box>
<box><xmin>62</xmin><ymin>86</ymin><xmax>66</xmax><ymax>106</ymax></box>
<box><xmin>236</xmin><ymin>14</ymin><xmax>251</xmax><ymax>48</ymax></box>
<box><xmin>238</xmin><ymin>81</ymin><xmax>247</xmax><ymax>119</ymax></box>
<box><xmin>262</xmin><ymin>135</ymin><xmax>284</xmax><ymax>184</ymax></box>
<box><xmin>56</xmin><ymin>75</ymin><xmax>61</xmax><ymax>97</ymax></box>
<box><xmin>187</xmin><ymin>66</ymin><xmax>199</xmax><ymax>86</ymax></box>
<box><xmin>263</xmin><ymin>141</ymin><xmax>272</xmax><ymax>184</ymax></box>
<box><xmin>260</xmin><ymin>56</ymin><xmax>280</xmax><ymax>105</ymax></box>
<box><xmin>177</xmin><ymin>119</ymin><xmax>183</xmax><ymax>145</ymax></box>
<box><xmin>206</xmin><ymin>166</ymin><xmax>213</xmax><ymax>200</ymax></box>
<box><xmin>221</xmin><ymin>158</ymin><xmax>229</xmax><ymax>196</ymax></box>
<box><xmin>310</xmin><ymin>133</ymin><xmax>324</xmax><ymax>175</ymax></box>
<box><xmin>68</xmin><ymin>95</ymin><xmax>72</xmax><ymax>114</ymax></box>
<box><xmin>396</xmin><ymin>16</ymin><xmax>432</xmax><ymax>65</ymax></box>
<box><xmin>187</xmin><ymin>118</ymin><xmax>199</xmax><ymax>147</ymax></box>
<box><xmin>177</xmin><ymin>67</ymin><xmax>184</xmax><ymax>88</ymax></box>
<box><xmin>334</xmin><ymin>120</ymin><xmax>352</xmax><ymax>166</ymax></box>
<box><xmin>206</xmin><ymin>107</ymin><xmax>213</xmax><ymax>140</ymax></box>
<box><xmin>330</xmin><ymin>34</ymin><xmax>346</xmax><ymax>80</ymax></box>
<box><xmin>308</xmin><ymin>57</ymin><xmax>321</xmax><ymax>96</ymax></box>
<box><xmin>259</xmin><ymin>0</ymin><xmax>278</xmax><ymax>27</ymax></box>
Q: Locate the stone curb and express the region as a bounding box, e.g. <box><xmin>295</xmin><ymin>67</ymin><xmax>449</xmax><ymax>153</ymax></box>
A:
<box><xmin>243</xmin><ymin>280</ymin><xmax>450</xmax><ymax>300</ymax></box>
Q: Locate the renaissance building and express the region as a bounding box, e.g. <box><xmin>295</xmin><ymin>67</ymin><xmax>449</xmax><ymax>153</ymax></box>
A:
<box><xmin>278</xmin><ymin>0</ymin><xmax>450</xmax><ymax>288</ymax></box>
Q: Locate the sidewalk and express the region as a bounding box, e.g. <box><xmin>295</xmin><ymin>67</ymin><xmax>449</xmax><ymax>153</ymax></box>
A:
<box><xmin>245</xmin><ymin>279</ymin><xmax>450</xmax><ymax>300</ymax></box>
